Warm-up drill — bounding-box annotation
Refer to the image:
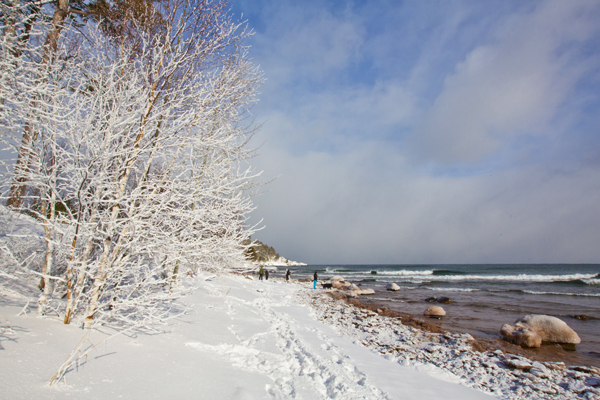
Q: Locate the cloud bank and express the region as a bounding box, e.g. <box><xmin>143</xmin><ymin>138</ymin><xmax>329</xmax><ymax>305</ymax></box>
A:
<box><xmin>232</xmin><ymin>0</ymin><xmax>600</xmax><ymax>264</ymax></box>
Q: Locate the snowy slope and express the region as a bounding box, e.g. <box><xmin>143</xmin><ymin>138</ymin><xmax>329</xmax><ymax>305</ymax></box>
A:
<box><xmin>0</xmin><ymin>272</ymin><xmax>493</xmax><ymax>399</ymax></box>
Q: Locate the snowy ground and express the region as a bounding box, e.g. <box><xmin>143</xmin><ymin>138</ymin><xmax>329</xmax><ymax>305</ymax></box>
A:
<box><xmin>1</xmin><ymin>272</ymin><xmax>498</xmax><ymax>399</ymax></box>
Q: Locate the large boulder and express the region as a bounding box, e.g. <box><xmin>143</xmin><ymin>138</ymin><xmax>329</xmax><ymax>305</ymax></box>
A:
<box><xmin>330</xmin><ymin>276</ymin><xmax>345</xmax><ymax>282</ymax></box>
<box><xmin>424</xmin><ymin>305</ymin><xmax>446</xmax><ymax>317</ymax></box>
<box><xmin>500</xmin><ymin>315</ymin><xmax>581</xmax><ymax>348</ymax></box>
<box><xmin>516</xmin><ymin>315</ymin><xmax>581</xmax><ymax>344</ymax></box>
<box><xmin>332</xmin><ymin>281</ymin><xmax>344</xmax><ymax>289</ymax></box>
<box><xmin>348</xmin><ymin>283</ymin><xmax>360</xmax><ymax>291</ymax></box>
<box><xmin>386</xmin><ymin>283</ymin><xmax>400</xmax><ymax>291</ymax></box>
<box><xmin>500</xmin><ymin>324</ymin><xmax>542</xmax><ymax>348</ymax></box>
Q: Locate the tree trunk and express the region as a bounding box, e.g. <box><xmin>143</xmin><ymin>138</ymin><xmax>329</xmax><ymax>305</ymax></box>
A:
<box><xmin>6</xmin><ymin>0</ymin><xmax>70</xmax><ymax>209</ymax></box>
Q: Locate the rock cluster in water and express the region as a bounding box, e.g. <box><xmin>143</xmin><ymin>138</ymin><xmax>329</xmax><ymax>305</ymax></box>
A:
<box><xmin>300</xmin><ymin>291</ymin><xmax>600</xmax><ymax>400</ymax></box>
<box><xmin>325</xmin><ymin>276</ymin><xmax>377</xmax><ymax>298</ymax></box>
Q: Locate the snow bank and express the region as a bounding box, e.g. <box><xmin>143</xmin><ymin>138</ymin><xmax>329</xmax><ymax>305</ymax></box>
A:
<box><xmin>1</xmin><ymin>273</ymin><xmax>492</xmax><ymax>399</ymax></box>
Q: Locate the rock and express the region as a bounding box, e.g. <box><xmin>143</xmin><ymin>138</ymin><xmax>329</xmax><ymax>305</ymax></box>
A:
<box><xmin>386</xmin><ymin>283</ymin><xmax>400</xmax><ymax>291</ymax></box>
<box><xmin>516</xmin><ymin>315</ymin><xmax>581</xmax><ymax>344</ymax></box>
<box><xmin>346</xmin><ymin>291</ymin><xmax>358</xmax><ymax>298</ymax></box>
<box><xmin>330</xmin><ymin>276</ymin><xmax>345</xmax><ymax>282</ymax></box>
<box><xmin>574</xmin><ymin>314</ymin><xmax>589</xmax><ymax>320</ymax></box>
<box><xmin>586</xmin><ymin>377</ymin><xmax>600</xmax><ymax>387</ymax></box>
<box><xmin>529</xmin><ymin>367</ymin><xmax>549</xmax><ymax>378</ymax></box>
<box><xmin>500</xmin><ymin>314</ymin><xmax>581</xmax><ymax>348</ymax></box>
<box><xmin>424</xmin><ymin>305</ymin><xmax>446</xmax><ymax>317</ymax></box>
<box><xmin>570</xmin><ymin>365</ymin><xmax>600</xmax><ymax>374</ymax></box>
<box><xmin>332</xmin><ymin>281</ymin><xmax>344</xmax><ymax>289</ymax></box>
<box><xmin>425</xmin><ymin>297</ymin><xmax>437</xmax><ymax>303</ymax></box>
<box><xmin>544</xmin><ymin>361</ymin><xmax>566</xmax><ymax>371</ymax></box>
<box><xmin>504</xmin><ymin>359</ymin><xmax>533</xmax><ymax>370</ymax></box>
<box><xmin>357</xmin><ymin>288</ymin><xmax>375</xmax><ymax>295</ymax></box>
<box><xmin>342</xmin><ymin>281</ymin><xmax>352</xmax><ymax>288</ymax></box>
<box><xmin>500</xmin><ymin>323</ymin><xmax>542</xmax><ymax>348</ymax></box>
<box><xmin>438</xmin><ymin>296</ymin><xmax>451</xmax><ymax>304</ymax></box>
<box><xmin>348</xmin><ymin>283</ymin><xmax>359</xmax><ymax>290</ymax></box>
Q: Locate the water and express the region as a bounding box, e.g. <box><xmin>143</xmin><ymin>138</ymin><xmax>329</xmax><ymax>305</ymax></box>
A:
<box><xmin>282</xmin><ymin>264</ymin><xmax>600</xmax><ymax>365</ymax></box>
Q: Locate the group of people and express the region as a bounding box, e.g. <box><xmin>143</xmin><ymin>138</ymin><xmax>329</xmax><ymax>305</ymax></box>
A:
<box><xmin>258</xmin><ymin>267</ymin><xmax>293</xmax><ymax>282</ymax></box>
<box><xmin>256</xmin><ymin>268</ymin><xmax>318</xmax><ymax>289</ymax></box>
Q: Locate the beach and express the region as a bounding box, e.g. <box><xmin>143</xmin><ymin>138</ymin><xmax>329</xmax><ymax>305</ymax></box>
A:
<box><xmin>2</xmin><ymin>268</ymin><xmax>600</xmax><ymax>398</ymax></box>
<box><xmin>273</xmin><ymin>264</ymin><xmax>600</xmax><ymax>369</ymax></box>
<box><xmin>1</xmin><ymin>270</ymin><xmax>496</xmax><ymax>400</ymax></box>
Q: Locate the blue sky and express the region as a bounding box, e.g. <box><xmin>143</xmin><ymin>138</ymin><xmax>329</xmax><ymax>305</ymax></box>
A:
<box><xmin>230</xmin><ymin>0</ymin><xmax>600</xmax><ymax>264</ymax></box>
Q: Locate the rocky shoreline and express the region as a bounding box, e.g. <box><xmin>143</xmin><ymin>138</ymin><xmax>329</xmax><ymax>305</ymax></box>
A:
<box><xmin>298</xmin><ymin>288</ymin><xmax>600</xmax><ymax>399</ymax></box>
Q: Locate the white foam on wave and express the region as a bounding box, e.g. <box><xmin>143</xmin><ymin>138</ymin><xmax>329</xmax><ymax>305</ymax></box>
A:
<box><xmin>522</xmin><ymin>290</ymin><xmax>600</xmax><ymax>297</ymax></box>
<box><xmin>328</xmin><ymin>269</ymin><xmax>435</xmax><ymax>276</ymax></box>
<box><xmin>384</xmin><ymin>270</ymin><xmax>435</xmax><ymax>276</ymax></box>
<box><xmin>399</xmin><ymin>273</ymin><xmax>598</xmax><ymax>283</ymax></box>
<box><xmin>583</xmin><ymin>278</ymin><xmax>600</xmax><ymax>285</ymax></box>
<box><xmin>423</xmin><ymin>287</ymin><xmax>480</xmax><ymax>292</ymax></box>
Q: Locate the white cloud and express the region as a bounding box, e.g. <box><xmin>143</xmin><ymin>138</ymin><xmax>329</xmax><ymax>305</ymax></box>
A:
<box><xmin>410</xmin><ymin>0</ymin><xmax>600</xmax><ymax>165</ymax></box>
<box><xmin>239</xmin><ymin>0</ymin><xmax>600</xmax><ymax>264</ymax></box>
<box><xmin>251</xmin><ymin>136</ymin><xmax>600</xmax><ymax>264</ymax></box>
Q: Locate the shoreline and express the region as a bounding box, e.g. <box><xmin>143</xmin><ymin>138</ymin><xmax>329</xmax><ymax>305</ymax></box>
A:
<box><xmin>246</xmin><ymin>271</ymin><xmax>600</xmax><ymax>398</ymax></box>
<box><xmin>257</xmin><ymin>272</ymin><xmax>599</xmax><ymax>369</ymax></box>
<box><xmin>295</xmin><ymin>284</ymin><xmax>600</xmax><ymax>399</ymax></box>
<box><xmin>263</xmin><ymin>266</ymin><xmax>599</xmax><ymax>368</ymax></box>
<box><xmin>334</xmin><ymin>289</ymin><xmax>600</xmax><ymax>369</ymax></box>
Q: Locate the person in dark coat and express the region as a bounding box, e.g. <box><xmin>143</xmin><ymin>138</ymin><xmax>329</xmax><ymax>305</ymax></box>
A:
<box><xmin>265</xmin><ymin>269</ymin><xmax>269</xmax><ymax>280</ymax></box>
<box><xmin>313</xmin><ymin>271</ymin><xmax>318</xmax><ymax>289</ymax></box>
<box><xmin>285</xmin><ymin>269</ymin><xmax>291</xmax><ymax>282</ymax></box>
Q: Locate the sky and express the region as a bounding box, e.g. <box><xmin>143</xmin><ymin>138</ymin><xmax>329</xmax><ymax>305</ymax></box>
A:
<box><xmin>230</xmin><ymin>0</ymin><xmax>600</xmax><ymax>265</ymax></box>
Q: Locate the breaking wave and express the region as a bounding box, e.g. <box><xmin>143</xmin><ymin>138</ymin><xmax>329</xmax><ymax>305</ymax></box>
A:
<box><xmin>396</xmin><ymin>273</ymin><xmax>599</xmax><ymax>283</ymax></box>
<box><xmin>522</xmin><ymin>290</ymin><xmax>600</xmax><ymax>298</ymax></box>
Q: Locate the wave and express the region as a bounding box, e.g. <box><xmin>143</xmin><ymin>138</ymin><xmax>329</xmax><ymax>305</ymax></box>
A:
<box><xmin>432</xmin><ymin>269</ymin><xmax>467</xmax><ymax>276</ymax></box>
<box><xmin>522</xmin><ymin>290</ymin><xmax>600</xmax><ymax>298</ymax></box>
<box><xmin>394</xmin><ymin>273</ymin><xmax>599</xmax><ymax>283</ymax></box>
<box><xmin>423</xmin><ymin>287</ymin><xmax>480</xmax><ymax>292</ymax></box>
<box><xmin>583</xmin><ymin>278</ymin><xmax>600</xmax><ymax>285</ymax></box>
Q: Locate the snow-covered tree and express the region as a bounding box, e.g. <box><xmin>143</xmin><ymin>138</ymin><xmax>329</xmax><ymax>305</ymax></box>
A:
<box><xmin>1</xmin><ymin>0</ymin><xmax>263</xmax><ymax>329</ymax></box>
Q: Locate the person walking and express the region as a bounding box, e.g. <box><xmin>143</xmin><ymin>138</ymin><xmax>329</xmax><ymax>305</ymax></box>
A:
<box><xmin>285</xmin><ymin>269</ymin><xmax>291</xmax><ymax>282</ymax></box>
<box><xmin>313</xmin><ymin>271</ymin><xmax>318</xmax><ymax>289</ymax></box>
<box><xmin>265</xmin><ymin>269</ymin><xmax>269</xmax><ymax>280</ymax></box>
<box><xmin>259</xmin><ymin>266</ymin><xmax>264</xmax><ymax>281</ymax></box>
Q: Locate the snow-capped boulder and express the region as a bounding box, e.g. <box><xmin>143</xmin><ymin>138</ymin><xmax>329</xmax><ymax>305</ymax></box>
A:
<box><xmin>500</xmin><ymin>324</ymin><xmax>542</xmax><ymax>348</ymax></box>
<box><xmin>424</xmin><ymin>305</ymin><xmax>446</xmax><ymax>317</ymax></box>
<box><xmin>500</xmin><ymin>315</ymin><xmax>580</xmax><ymax>348</ymax></box>
<box><xmin>330</xmin><ymin>276</ymin><xmax>345</xmax><ymax>282</ymax></box>
<box><xmin>332</xmin><ymin>281</ymin><xmax>344</xmax><ymax>289</ymax></box>
<box><xmin>348</xmin><ymin>283</ymin><xmax>359</xmax><ymax>291</ymax></box>
<box><xmin>515</xmin><ymin>315</ymin><xmax>581</xmax><ymax>344</ymax></box>
<box><xmin>386</xmin><ymin>283</ymin><xmax>400</xmax><ymax>291</ymax></box>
